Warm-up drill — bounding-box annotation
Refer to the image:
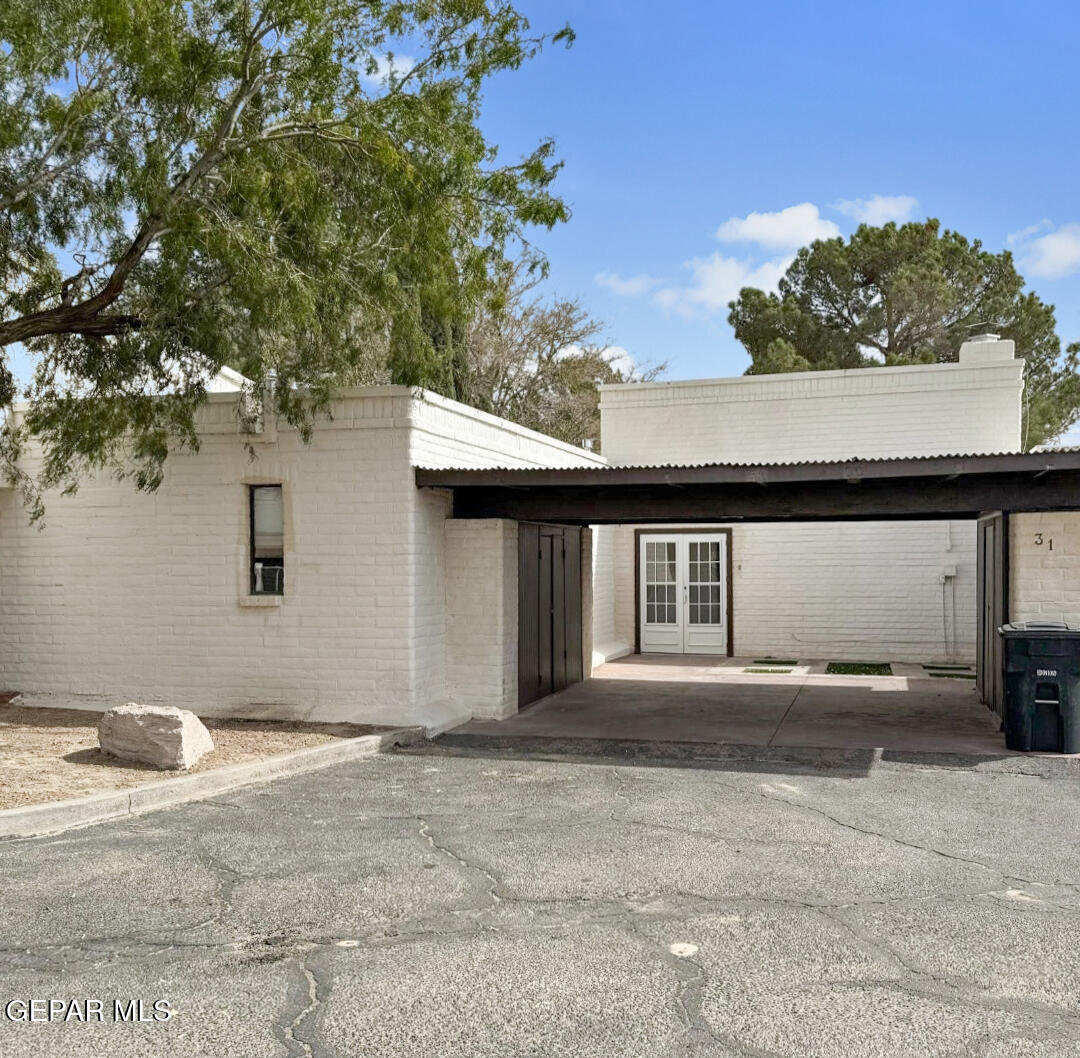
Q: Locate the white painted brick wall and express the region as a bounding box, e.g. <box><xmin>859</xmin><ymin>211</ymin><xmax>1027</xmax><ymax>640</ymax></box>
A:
<box><xmin>444</xmin><ymin>519</ymin><xmax>518</xmax><ymax>720</ymax></box>
<box><xmin>0</xmin><ymin>386</ymin><xmax>600</xmax><ymax>730</ymax></box>
<box><xmin>405</xmin><ymin>391</ymin><xmax>604</xmax><ymax>727</ymax></box>
<box><xmin>590</xmin><ymin>524</ymin><xmax>625</xmax><ymax>664</ymax></box>
<box><xmin>0</xmin><ymin>392</ymin><xmax>421</xmax><ymax>723</ymax></box>
<box><xmin>580</xmin><ymin>527</ymin><xmax>594</xmax><ymax>677</ymax></box>
<box><xmin>599</xmin><ymin>359</ymin><xmax>1024</xmax><ymax>465</ymax></box>
<box><xmin>593</xmin><ymin>358</ymin><xmax>1016</xmax><ymax>664</ymax></box>
<box><xmin>609</xmin><ymin>521</ymin><xmax>977</xmax><ymax>664</ymax></box>
<box><xmin>1009</xmin><ymin>513</ymin><xmax>1080</xmax><ymax>625</ymax></box>
<box><xmin>442</xmin><ymin>518</ymin><xmax>518</xmax><ymax>721</ymax></box>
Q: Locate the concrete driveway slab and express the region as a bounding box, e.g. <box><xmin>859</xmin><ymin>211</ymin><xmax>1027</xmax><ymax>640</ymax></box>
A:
<box><xmin>460</xmin><ymin>655</ymin><xmax>1005</xmax><ymax>757</ymax></box>
<box><xmin>775</xmin><ymin>678</ymin><xmax>1002</xmax><ymax>753</ymax></box>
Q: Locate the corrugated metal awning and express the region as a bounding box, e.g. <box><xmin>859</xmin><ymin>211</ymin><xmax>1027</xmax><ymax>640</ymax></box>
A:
<box><xmin>415</xmin><ymin>449</ymin><xmax>1080</xmax><ymax>524</ymax></box>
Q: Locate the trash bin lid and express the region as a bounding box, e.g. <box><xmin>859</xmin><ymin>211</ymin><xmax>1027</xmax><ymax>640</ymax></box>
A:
<box><xmin>999</xmin><ymin>621</ymin><xmax>1080</xmax><ymax>636</ymax></box>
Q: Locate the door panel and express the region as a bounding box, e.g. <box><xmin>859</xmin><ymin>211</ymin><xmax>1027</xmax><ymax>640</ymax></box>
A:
<box><xmin>640</xmin><ymin>536</ymin><xmax>683</xmax><ymax>653</ymax></box>
<box><xmin>683</xmin><ymin>537</ymin><xmax>728</xmax><ymax>654</ymax></box>
<box><xmin>537</xmin><ymin>534</ymin><xmax>554</xmax><ymax>699</ymax></box>
<box><xmin>518</xmin><ymin>524</ymin><xmax>584</xmax><ymax>708</ymax></box>
<box><xmin>552</xmin><ymin>531</ymin><xmax>567</xmax><ymax>692</ymax></box>
<box><xmin>639</xmin><ymin>533</ymin><xmax>730</xmax><ymax>655</ymax></box>
<box><xmin>976</xmin><ymin>513</ymin><xmax>1007</xmax><ymax>720</ymax></box>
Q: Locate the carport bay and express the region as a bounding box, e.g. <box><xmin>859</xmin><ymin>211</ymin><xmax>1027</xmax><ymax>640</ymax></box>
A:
<box><xmin>418</xmin><ymin>449</ymin><xmax>1080</xmax><ymax>756</ymax></box>
<box><xmin>458</xmin><ymin>654</ymin><xmax>1004</xmax><ymax>758</ymax></box>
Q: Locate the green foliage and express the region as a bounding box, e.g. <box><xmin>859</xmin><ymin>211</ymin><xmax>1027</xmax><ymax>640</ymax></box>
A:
<box><xmin>727</xmin><ymin>220</ymin><xmax>1080</xmax><ymax>447</ymax></box>
<box><xmin>0</xmin><ymin>0</ymin><xmax>573</xmax><ymax>505</ymax></box>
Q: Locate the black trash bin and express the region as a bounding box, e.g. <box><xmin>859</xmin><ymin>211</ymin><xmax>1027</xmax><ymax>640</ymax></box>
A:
<box><xmin>999</xmin><ymin>622</ymin><xmax>1080</xmax><ymax>753</ymax></box>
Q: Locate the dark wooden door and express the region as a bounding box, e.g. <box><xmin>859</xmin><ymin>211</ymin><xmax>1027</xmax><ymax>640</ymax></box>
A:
<box><xmin>538</xmin><ymin>531</ymin><xmax>554</xmax><ymax>699</ymax></box>
<box><xmin>976</xmin><ymin>512</ymin><xmax>1008</xmax><ymax>721</ymax></box>
<box><xmin>518</xmin><ymin>524</ymin><xmax>584</xmax><ymax>708</ymax></box>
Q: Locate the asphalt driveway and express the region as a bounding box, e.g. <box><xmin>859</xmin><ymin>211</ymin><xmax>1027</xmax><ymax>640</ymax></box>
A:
<box><xmin>2</xmin><ymin>747</ymin><xmax>1080</xmax><ymax>1057</ymax></box>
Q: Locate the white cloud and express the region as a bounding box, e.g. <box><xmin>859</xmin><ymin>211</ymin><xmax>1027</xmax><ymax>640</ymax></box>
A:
<box><xmin>715</xmin><ymin>203</ymin><xmax>840</xmax><ymax>251</ymax></box>
<box><xmin>362</xmin><ymin>53</ymin><xmax>416</xmax><ymax>85</ymax></box>
<box><xmin>1020</xmin><ymin>224</ymin><xmax>1080</xmax><ymax>279</ymax></box>
<box><xmin>1007</xmin><ymin>219</ymin><xmax>1080</xmax><ymax>278</ymax></box>
<box><xmin>603</xmin><ymin>345</ymin><xmax>637</xmax><ymax>375</ymax></box>
<box><xmin>558</xmin><ymin>343</ymin><xmax>638</xmax><ymax>376</ymax></box>
<box><xmin>655</xmin><ymin>253</ymin><xmax>792</xmax><ymax>317</ymax></box>
<box><xmin>831</xmin><ymin>194</ymin><xmax>919</xmax><ymax>225</ymax></box>
<box><xmin>1007</xmin><ymin>219</ymin><xmax>1052</xmax><ymax>246</ymax></box>
<box><xmin>600</xmin><ymin>194</ymin><xmax>927</xmax><ymax>321</ymax></box>
<box><xmin>595</xmin><ymin>271</ymin><xmax>659</xmax><ymax>297</ymax></box>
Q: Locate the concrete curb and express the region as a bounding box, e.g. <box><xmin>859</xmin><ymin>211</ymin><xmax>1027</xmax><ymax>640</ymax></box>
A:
<box><xmin>0</xmin><ymin>726</ymin><xmax>424</xmax><ymax>839</ymax></box>
<box><xmin>409</xmin><ymin>733</ymin><xmax>1080</xmax><ymax>780</ymax></box>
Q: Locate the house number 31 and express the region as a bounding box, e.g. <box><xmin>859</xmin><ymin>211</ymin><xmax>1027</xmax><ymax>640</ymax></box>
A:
<box><xmin>1035</xmin><ymin>533</ymin><xmax>1054</xmax><ymax>550</ymax></box>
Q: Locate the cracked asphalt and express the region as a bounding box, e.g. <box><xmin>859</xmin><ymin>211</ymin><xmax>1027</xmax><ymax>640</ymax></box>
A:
<box><xmin>2</xmin><ymin>747</ymin><xmax>1080</xmax><ymax>1057</ymax></box>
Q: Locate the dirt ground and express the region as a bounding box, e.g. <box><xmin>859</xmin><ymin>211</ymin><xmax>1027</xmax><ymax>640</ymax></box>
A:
<box><xmin>0</xmin><ymin>697</ymin><xmax>391</xmax><ymax>810</ymax></box>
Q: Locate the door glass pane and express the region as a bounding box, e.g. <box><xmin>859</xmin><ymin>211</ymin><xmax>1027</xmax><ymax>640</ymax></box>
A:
<box><xmin>687</xmin><ymin>538</ymin><xmax>723</xmax><ymax>625</ymax></box>
<box><xmin>644</xmin><ymin>539</ymin><xmax>678</xmax><ymax>625</ymax></box>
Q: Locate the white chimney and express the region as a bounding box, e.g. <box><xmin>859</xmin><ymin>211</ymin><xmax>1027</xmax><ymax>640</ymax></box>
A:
<box><xmin>958</xmin><ymin>332</ymin><xmax>1015</xmax><ymax>363</ymax></box>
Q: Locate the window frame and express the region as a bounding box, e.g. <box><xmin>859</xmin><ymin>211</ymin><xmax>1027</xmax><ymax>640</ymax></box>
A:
<box><xmin>248</xmin><ymin>484</ymin><xmax>285</xmax><ymax>596</ymax></box>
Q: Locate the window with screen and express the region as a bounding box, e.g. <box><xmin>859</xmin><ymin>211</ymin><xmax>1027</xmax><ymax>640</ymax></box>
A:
<box><xmin>250</xmin><ymin>485</ymin><xmax>284</xmax><ymax>595</ymax></box>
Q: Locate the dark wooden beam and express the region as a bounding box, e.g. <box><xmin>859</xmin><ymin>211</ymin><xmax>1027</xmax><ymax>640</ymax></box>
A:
<box><xmin>445</xmin><ymin>471</ymin><xmax>1080</xmax><ymax>524</ymax></box>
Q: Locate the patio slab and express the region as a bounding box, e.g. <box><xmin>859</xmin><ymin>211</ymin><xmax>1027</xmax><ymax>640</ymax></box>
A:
<box><xmin>458</xmin><ymin>655</ymin><xmax>1006</xmax><ymax>756</ymax></box>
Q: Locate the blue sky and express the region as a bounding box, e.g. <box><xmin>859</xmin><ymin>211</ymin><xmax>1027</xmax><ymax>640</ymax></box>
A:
<box><xmin>479</xmin><ymin>0</ymin><xmax>1080</xmax><ymax>382</ymax></box>
<box><xmin>10</xmin><ymin>1</ymin><xmax>1080</xmax><ymax>405</ymax></box>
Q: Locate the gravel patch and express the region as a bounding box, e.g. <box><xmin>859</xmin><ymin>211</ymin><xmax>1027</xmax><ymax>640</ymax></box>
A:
<box><xmin>0</xmin><ymin>701</ymin><xmax>390</xmax><ymax>810</ymax></box>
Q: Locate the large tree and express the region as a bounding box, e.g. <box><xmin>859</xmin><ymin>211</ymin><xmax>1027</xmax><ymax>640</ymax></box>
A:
<box><xmin>727</xmin><ymin>220</ymin><xmax>1080</xmax><ymax>448</ymax></box>
<box><xmin>0</xmin><ymin>0</ymin><xmax>573</xmax><ymax>509</ymax></box>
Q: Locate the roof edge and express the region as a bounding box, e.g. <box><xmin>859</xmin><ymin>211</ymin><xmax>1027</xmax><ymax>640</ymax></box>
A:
<box><xmin>599</xmin><ymin>359</ymin><xmax>1024</xmax><ymax>398</ymax></box>
<box><xmin>416</xmin><ymin>449</ymin><xmax>1080</xmax><ymax>489</ymax></box>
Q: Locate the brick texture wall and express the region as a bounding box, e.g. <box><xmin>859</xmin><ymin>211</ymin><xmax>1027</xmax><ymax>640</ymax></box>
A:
<box><xmin>0</xmin><ymin>387</ymin><xmax>602</xmax><ymax>729</ymax></box>
<box><xmin>0</xmin><ymin>392</ymin><xmax>419</xmax><ymax>722</ymax></box>
<box><xmin>1010</xmin><ymin>513</ymin><xmax>1080</xmax><ymax>625</ymax></box>
<box><xmin>406</xmin><ymin>391</ymin><xmax>604</xmax><ymax>726</ymax></box>
<box><xmin>444</xmin><ymin>519</ymin><xmax>518</xmax><ymax>721</ymax></box>
<box><xmin>595</xmin><ymin>359</ymin><xmax>1022</xmax><ymax>664</ymax></box>
<box><xmin>599</xmin><ymin>359</ymin><xmax>1023</xmax><ymax>464</ymax></box>
<box><xmin>606</xmin><ymin>521</ymin><xmax>976</xmax><ymax>664</ymax></box>
<box><xmin>590</xmin><ymin>525</ymin><xmax>624</xmax><ymax>664</ymax></box>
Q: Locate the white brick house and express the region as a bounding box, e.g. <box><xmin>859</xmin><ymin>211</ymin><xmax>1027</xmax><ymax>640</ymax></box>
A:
<box><xmin>590</xmin><ymin>336</ymin><xmax>1024</xmax><ymax>668</ymax></box>
<box><xmin>2</xmin><ymin>332</ymin><xmax>1078</xmax><ymax>732</ymax></box>
<box><xmin>0</xmin><ymin>390</ymin><xmax>605</xmax><ymax>731</ymax></box>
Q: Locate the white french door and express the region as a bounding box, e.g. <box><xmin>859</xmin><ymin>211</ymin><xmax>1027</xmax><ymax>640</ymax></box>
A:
<box><xmin>639</xmin><ymin>533</ymin><xmax>729</xmax><ymax>655</ymax></box>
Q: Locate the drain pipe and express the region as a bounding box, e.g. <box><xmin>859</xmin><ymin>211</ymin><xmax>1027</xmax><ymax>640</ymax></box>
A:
<box><xmin>941</xmin><ymin>566</ymin><xmax>957</xmax><ymax>662</ymax></box>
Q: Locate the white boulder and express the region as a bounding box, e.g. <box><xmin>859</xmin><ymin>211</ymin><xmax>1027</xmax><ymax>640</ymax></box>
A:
<box><xmin>98</xmin><ymin>703</ymin><xmax>215</xmax><ymax>770</ymax></box>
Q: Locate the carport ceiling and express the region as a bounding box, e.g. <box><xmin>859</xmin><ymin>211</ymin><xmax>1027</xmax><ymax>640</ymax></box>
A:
<box><xmin>416</xmin><ymin>450</ymin><xmax>1080</xmax><ymax>524</ymax></box>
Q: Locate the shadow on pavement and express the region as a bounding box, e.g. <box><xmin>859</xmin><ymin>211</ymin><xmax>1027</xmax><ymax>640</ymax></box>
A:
<box><xmin>397</xmin><ymin>733</ymin><xmax>1049</xmax><ymax>781</ymax></box>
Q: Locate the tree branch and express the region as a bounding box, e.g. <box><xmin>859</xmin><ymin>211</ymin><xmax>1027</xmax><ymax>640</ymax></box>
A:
<box><xmin>0</xmin><ymin>17</ymin><xmax>274</xmax><ymax>348</ymax></box>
